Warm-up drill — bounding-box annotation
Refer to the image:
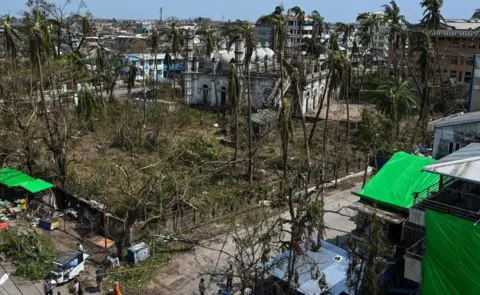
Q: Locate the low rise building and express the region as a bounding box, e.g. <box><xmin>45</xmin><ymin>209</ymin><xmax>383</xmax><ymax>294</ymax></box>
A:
<box><xmin>405</xmin><ymin>143</ymin><xmax>480</xmax><ymax>293</ymax></box>
<box><xmin>429</xmin><ymin>111</ymin><xmax>480</xmax><ymax>159</ymax></box>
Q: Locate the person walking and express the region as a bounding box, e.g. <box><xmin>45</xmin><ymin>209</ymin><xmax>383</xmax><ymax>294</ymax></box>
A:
<box><xmin>43</xmin><ymin>279</ymin><xmax>54</xmax><ymax>295</ymax></box>
<box><xmin>226</xmin><ymin>264</ymin><xmax>233</xmax><ymax>290</ymax></box>
<box><xmin>199</xmin><ymin>278</ymin><xmax>206</xmax><ymax>295</ymax></box>
<box><xmin>95</xmin><ymin>272</ymin><xmax>103</xmax><ymax>292</ymax></box>
<box><xmin>113</xmin><ymin>278</ymin><xmax>122</xmax><ymax>295</ymax></box>
<box><xmin>73</xmin><ymin>276</ymin><xmax>83</xmax><ymax>295</ymax></box>
<box><xmin>77</xmin><ymin>243</ymin><xmax>84</xmax><ymax>252</ymax></box>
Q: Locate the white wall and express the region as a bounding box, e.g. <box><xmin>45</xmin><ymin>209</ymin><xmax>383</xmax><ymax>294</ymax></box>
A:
<box><xmin>433</xmin><ymin>122</ymin><xmax>480</xmax><ymax>159</ymax></box>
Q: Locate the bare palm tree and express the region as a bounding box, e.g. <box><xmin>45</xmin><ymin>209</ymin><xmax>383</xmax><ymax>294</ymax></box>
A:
<box><xmin>150</xmin><ymin>28</ymin><xmax>160</xmax><ymax>100</ymax></box>
<box><xmin>356</xmin><ymin>12</ymin><xmax>382</xmax><ymax>87</ymax></box>
<box><xmin>288</xmin><ymin>6</ymin><xmax>305</xmax><ymax>51</ymax></box>
<box><xmin>223</xmin><ymin>22</ymin><xmax>256</xmax><ymax>187</ymax></box>
<box><xmin>420</xmin><ymin>0</ymin><xmax>446</xmax><ymax>111</ymax></box>
<box><xmin>228</xmin><ymin>61</ymin><xmax>241</xmax><ymax>164</ymax></box>
<box><xmin>1</xmin><ymin>15</ymin><xmax>21</xmax><ymax>63</ymax></box>
<box><xmin>166</xmin><ymin>23</ymin><xmax>184</xmax><ymax>99</ymax></box>
<box><xmin>382</xmin><ymin>0</ymin><xmax>407</xmax><ymax>74</ymax></box>
<box><xmin>258</xmin><ymin>5</ymin><xmax>289</xmax><ymax>180</ymax></box>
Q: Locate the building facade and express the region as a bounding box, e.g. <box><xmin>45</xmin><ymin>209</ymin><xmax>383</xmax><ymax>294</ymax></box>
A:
<box><xmin>133</xmin><ymin>21</ymin><xmax>153</xmax><ymax>34</ymax></box>
<box><xmin>183</xmin><ymin>30</ymin><xmax>330</xmax><ymax>116</ymax></box>
<box><xmin>356</xmin><ymin>12</ymin><xmax>390</xmax><ymax>58</ymax></box>
<box><xmin>434</xmin><ymin>19</ymin><xmax>480</xmax><ymax>84</ymax></box>
<box><xmin>430</xmin><ymin>111</ymin><xmax>480</xmax><ymax>159</ymax></box>
<box><xmin>119</xmin><ymin>53</ymin><xmax>165</xmax><ymax>81</ymax></box>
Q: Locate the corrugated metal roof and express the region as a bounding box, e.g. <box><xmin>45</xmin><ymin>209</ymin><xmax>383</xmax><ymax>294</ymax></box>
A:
<box><xmin>434</xmin><ymin>111</ymin><xmax>480</xmax><ymax>128</ymax></box>
<box><xmin>251</xmin><ymin>108</ymin><xmax>278</xmax><ymax>126</ymax></box>
<box><xmin>434</xmin><ymin>143</ymin><xmax>480</xmax><ymax>165</ymax></box>
<box><xmin>424</xmin><ymin>143</ymin><xmax>480</xmax><ymax>183</ymax></box>
<box><xmin>267</xmin><ymin>241</ymin><xmax>351</xmax><ymax>295</ymax></box>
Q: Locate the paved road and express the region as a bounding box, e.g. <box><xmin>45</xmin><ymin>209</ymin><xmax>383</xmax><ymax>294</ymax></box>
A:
<box><xmin>150</xmin><ymin>182</ymin><xmax>361</xmax><ymax>295</ymax></box>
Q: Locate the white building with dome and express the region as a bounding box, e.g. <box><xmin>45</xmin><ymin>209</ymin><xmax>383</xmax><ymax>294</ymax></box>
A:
<box><xmin>183</xmin><ymin>30</ymin><xmax>330</xmax><ymax>116</ymax></box>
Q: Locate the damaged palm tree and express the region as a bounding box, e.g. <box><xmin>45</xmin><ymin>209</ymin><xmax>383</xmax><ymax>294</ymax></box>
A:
<box><xmin>228</xmin><ymin>61</ymin><xmax>241</xmax><ymax>165</ymax></box>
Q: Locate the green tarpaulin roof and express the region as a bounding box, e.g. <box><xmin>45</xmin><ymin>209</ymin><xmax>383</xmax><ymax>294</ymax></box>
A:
<box><xmin>0</xmin><ymin>168</ymin><xmax>54</xmax><ymax>193</ymax></box>
<box><xmin>355</xmin><ymin>152</ymin><xmax>439</xmax><ymax>210</ymax></box>
<box><xmin>423</xmin><ymin>210</ymin><xmax>480</xmax><ymax>295</ymax></box>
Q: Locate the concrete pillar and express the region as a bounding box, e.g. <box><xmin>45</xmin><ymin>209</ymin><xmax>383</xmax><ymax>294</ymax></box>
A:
<box><xmin>184</xmin><ymin>30</ymin><xmax>194</xmax><ymax>105</ymax></box>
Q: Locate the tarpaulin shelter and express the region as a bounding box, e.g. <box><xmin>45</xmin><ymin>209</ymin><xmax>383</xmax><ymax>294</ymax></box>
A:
<box><xmin>0</xmin><ymin>168</ymin><xmax>54</xmax><ymax>193</ymax></box>
<box><xmin>422</xmin><ymin>210</ymin><xmax>480</xmax><ymax>295</ymax></box>
<box><xmin>355</xmin><ymin>152</ymin><xmax>439</xmax><ymax>210</ymax></box>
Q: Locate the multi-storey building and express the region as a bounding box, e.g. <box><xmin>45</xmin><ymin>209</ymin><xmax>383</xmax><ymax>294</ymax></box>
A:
<box><xmin>254</xmin><ymin>15</ymin><xmax>322</xmax><ymax>50</ymax></box>
<box><xmin>286</xmin><ymin>15</ymin><xmax>315</xmax><ymax>49</ymax></box>
<box><xmin>434</xmin><ymin>19</ymin><xmax>480</xmax><ymax>84</ymax></box>
<box><xmin>356</xmin><ymin>12</ymin><xmax>390</xmax><ymax>58</ymax></box>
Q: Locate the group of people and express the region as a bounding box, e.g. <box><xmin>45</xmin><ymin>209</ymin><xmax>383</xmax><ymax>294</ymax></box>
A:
<box><xmin>43</xmin><ymin>275</ymin><xmax>121</xmax><ymax>295</ymax></box>
<box><xmin>199</xmin><ymin>264</ymin><xmax>234</xmax><ymax>295</ymax></box>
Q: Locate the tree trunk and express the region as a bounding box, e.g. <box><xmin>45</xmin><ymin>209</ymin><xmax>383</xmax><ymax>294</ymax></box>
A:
<box><xmin>247</xmin><ymin>66</ymin><xmax>253</xmax><ymax>187</ymax></box>
<box><xmin>154</xmin><ymin>50</ymin><xmax>158</xmax><ymax>101</ymax></box>
<box><xmin>345</xmin><ymin>70</ymin><xmax>351</xmax><ymax>139</ymax></box>
<box><xmin>234</xmin><ymin>100</ymin><xmax>239</xmax><ymax>166</ymax></box>
<box><xmin>308</xmin><ymin>69</ymin><xmax>331</xmax><ymax>145</ymax></box>
<box><xmin>279</xmin><ymin>49</ymin><xmax>288</xmax><ymax>182</ymax></box>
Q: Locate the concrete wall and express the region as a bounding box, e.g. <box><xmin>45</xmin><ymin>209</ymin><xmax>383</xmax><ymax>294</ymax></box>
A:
<box><xmin>404</xmin><ymin>256</ymin><xmax>422</xmax><ymax>283</ymax></box>
<box><xmin>433</xmin><ymin>122</ymin><xmax>480</xmax><ymax>159</ymax></box>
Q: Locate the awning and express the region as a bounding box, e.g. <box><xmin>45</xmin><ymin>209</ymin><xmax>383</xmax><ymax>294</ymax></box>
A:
<box><xmin>348</xmin><ymin>199</ymin><xmax>407</xmax><ymax>224</ymax></box>
<box><xmin>0</xmin><ymin>168</ymin><xmax>54</xmax><ymax>193</ymax></box>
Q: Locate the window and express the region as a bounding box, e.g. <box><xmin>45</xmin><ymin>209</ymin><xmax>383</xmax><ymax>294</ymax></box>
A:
<box><xmin>467</xmin><ymin>57</ymin><xmax>474</xmax><ymax>66</ymax></box>
<box><xmin>451</xmin><ymin>56</ymin><xmax>458</xmax><ymax>65</ymax></box>
<box><xmin>452</xmin><ymin>39</ymin><xmax>459</xmax><ymax>48</ymax></box>
<box><xmin>460</xmin><ymin>57</ymin><xmax>464</xmax><ymax>66</ymax></box>
<box><xmin>455</xmin><ymin>143</ymin><xmax>461</xmax><ymax>151</ymax></box>
<box><xmin>468</xmin><ymin>42</ymin><xmax>476</xmax><ymax>49</ymax></box>
<box><xmin>379</xmin><ymin>35</ymin><xmax>384</xmax><ymax>40</ymax></box>
<box><xmin>465</xmin><ymin>71</ymin><xmax>472</xmax><ymax>84</ymax></box>
<box><xmin>377</xmin><ymin>42</ymin><xmax>384</xmax><ymax>47</ymax></box>
<box><xmin>461</xmin><ymin>42</ymin><xmax>466</xmax><ymax>49</ymax></box>
<box><xmin>450</xmin><ymin>70</ymin><xmax>457</xmax><ymax>79</ymax></box>
<box><xmin>448</xmin><ymin>142</ymin><xmax>454</xmax><ymax>153</ymax></box>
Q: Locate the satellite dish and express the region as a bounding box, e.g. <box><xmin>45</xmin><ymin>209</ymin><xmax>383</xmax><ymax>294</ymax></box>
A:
<box><xmin>0</xmin><ymin>273</ymin><xmax>9</xmax><ymax>285</ymax></box>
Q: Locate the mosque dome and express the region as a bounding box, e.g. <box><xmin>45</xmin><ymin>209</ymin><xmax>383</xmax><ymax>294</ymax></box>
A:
<box><xmin>264</xmin><ymin>42</ymin><xmax>275</xmax><ymax>59</ymax></box>
<box><xmin>255</xmin><ymin>44</ymin><xmax>267</xmax><ymax>61</ymax></box>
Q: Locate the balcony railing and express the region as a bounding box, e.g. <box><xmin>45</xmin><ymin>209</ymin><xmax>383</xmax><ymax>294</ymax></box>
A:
<box><xmin>414</xmin><ymin>198</ymin><xmax>480</xmax><ymax>222</ymax></box>
<box><xmin>412</xmin><ymin>176</ymin><xmax>455</xmax><ymax>206</ymax></box>
<box><xmin>405</xmin><ymin>237</ymin><xmax>426</xmax><ymax>260</ymax></box>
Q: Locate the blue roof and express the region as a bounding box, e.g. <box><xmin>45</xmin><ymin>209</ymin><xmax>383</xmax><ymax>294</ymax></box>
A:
<box><xmin>267</xmin><ymin>241</ymin><xmax>351</xmax><ymax>295</ymax></box>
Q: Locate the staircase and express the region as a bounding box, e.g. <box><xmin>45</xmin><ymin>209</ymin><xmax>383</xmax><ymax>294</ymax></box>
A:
<box><xmin>266</xmin><ymin>77</ymin><xmax>291</xmax><ymax>107</ymax></box>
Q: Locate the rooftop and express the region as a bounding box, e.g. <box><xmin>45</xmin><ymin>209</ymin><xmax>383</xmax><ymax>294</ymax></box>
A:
<box><xmin>433</xmin><ymin>111</ymin><xmax>480</xmax><ymax>129</ymax></box>
<box><xmin>423</xmin><ymin>143</ymin><xmax>480</xmax><ymax>184</ymax></box>
<box><xmin>443</xmin><ymin>19</ymin><xmax>480</xmax><ymax>30</ymax></box>
<box><xmin>267</xmin><ymin>241</ymin><xmax>351</xmax><ymax>295</ymax></box>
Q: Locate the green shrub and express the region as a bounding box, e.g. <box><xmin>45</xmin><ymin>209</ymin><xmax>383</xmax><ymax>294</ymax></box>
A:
<box><xmin>0</xmin><ymin>227</ymin><xmax>56</xmax><ymax>280</ymax></box>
